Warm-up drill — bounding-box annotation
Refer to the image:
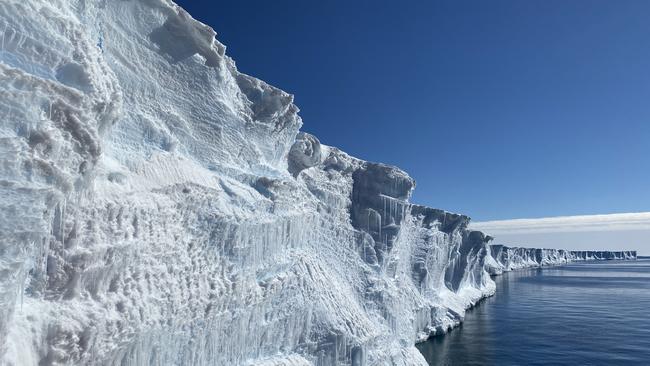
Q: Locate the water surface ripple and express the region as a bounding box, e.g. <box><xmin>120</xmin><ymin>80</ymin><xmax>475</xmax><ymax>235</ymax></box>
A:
<box><xmin>416</xmin><ymin>259</ymin><xmax>650</xmax><ymax>365</ymax></box>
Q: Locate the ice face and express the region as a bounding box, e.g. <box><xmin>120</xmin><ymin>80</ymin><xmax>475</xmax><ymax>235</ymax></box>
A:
<box><xmin>570</xmin><ymin>250</ymin><xmax>637</xmax><ymax>261</ymax></box>
<box><xmin>0</xmin><ymin>1</ymin><xmax>634</xmax><ymax>365</ymax></box>
<box><xmin>485</xmin><ymin>245</ymin><xmax>637</xmax><ymax>275</ymax></box>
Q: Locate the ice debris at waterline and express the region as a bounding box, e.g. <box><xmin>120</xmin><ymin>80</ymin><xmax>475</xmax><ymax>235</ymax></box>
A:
<box><xmin>0</xmin><ymin>1</ymin><xmax>636</xmax><ymax>365</ymax></box>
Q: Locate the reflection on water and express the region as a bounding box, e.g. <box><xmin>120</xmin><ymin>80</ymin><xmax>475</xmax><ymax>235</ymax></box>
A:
<box><xmin>416</xmin><ymin>260</ymin><xmax>650</xmax><ymax>365</ymax></box>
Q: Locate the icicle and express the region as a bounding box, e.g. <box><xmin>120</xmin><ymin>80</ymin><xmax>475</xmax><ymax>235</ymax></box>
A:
<box><xmin>378</xmin><ymin>213</ymin><xmax>381</xmax><ymax>239</ymax></box>
<box><xmin>61</xmin><ymin>198</ymin><xmax>66</xmax><ymax>248</ymax></box>
<box><xmin>19</xmin><ymin>264</ymin><xmax>24</xmax><ymax>311</ymax></box>
<box><xmin>1</xmin><ymin>23</ymin><xmax>7</xmax><ymax>51</ymax></box>
<box><xmin>382</xmin><ymin>196</ymin><xmax>386</xmax><ymax>225</ymax></box>
<box><xmin>367</xmin><ymin>211</ymin><xmax>370</xmax><ymax>233</ymax></box>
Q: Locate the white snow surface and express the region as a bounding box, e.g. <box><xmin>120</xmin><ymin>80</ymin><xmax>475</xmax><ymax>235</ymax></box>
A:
<box><xmin>0</xmin><ymin>1</ymin><xmax>634</xmax><ymax>365</ymax></box>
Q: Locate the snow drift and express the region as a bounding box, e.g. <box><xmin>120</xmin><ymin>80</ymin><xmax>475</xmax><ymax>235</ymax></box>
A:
<box><xmin>0</xmin><ymin>1</ymin><xmax>635</xmax><ymax>365</ymax></box>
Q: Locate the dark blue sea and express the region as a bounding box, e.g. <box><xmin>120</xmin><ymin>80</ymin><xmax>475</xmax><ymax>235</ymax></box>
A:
<box><xmin>416</xmin><ymin>259</ymin><xmax>650</xmax><ymax>365</ymax></box>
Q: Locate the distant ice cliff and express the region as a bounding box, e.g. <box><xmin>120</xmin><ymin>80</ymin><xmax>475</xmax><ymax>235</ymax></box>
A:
<box><xmin>486</xmin><ymin>245</ymin><xmax>636</xmax><ymax>275</ymax></box>
<box><xmin>0</xmin><ymin>1</ymin><xmax>635</xmax><ymax>365</ymax></box>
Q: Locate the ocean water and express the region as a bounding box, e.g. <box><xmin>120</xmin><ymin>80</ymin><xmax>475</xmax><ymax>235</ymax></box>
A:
<box><xmin>417</xmin><ymin>259</ymin><xmax>650</xmax><ymax>365</ymax></box>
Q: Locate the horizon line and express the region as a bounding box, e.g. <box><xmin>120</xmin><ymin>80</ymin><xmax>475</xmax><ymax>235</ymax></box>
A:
<box><xmin>472</xmin><ymin>211</ymin><xmax>650</xmax><ymax>234</ymax></box>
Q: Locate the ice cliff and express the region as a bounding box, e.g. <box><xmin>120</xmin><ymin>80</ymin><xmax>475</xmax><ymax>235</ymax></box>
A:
<box><xmin>0</xmin><ymin>1</ymin><xmax>634</xmax><ymax>365</ymax></box>
<box><xmin>570</xmin><ymin>250</ymin><xmax>637</xmax><ymax>261</ymax></box>
<box><xmin>486</xmin><ymin>245</ymin><xmax>637</xmax><ymax>275</ymax></box>
<box><xmin>0</xmin><ymin>1</ymin><xmax>495</xmax><ymax>365</ymax></box>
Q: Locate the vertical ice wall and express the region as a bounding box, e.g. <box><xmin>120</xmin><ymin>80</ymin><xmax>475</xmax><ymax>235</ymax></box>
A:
<box><xmin>485</xmin><ymin>245</ymin><xmax>637</xmax><ymax>275</ymax></box>
<box><xmin>0</xmin><ymin>1</ymin><xmax>498</xmax><ymax>364</ymax></box>
<box><xmin>570</xmin><ymin>250</ymin><xmax>637</xmax><ymax>261</ymax></box>
<box><xmin>0</xmin><ymin>0</ymin><xmax>121</xmax><ymax>362</ymax></box>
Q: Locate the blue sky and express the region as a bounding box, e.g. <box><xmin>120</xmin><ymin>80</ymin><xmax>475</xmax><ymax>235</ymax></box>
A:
<box><xmin>176</xmin><ymin>0</ymin><xmax>650</xmax><ymax>222</ymax></box>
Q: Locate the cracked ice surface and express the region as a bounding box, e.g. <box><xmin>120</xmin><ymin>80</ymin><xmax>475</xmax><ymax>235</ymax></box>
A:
<box><xmin>0</xmin><ymin>1</ymin><xmax>553</xmax><ymax>365</ymax></box>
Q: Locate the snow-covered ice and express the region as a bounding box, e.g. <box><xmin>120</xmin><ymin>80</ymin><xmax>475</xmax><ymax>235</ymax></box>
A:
<box><xmin>0</xmin><ymin>1</ymin><xmax>637</xmax><ymax>365</ymax></box>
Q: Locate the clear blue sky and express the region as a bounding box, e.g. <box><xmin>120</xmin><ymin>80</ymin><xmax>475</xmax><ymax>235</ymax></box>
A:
<box><xmin>175</xmin><ymin>0</ymin><xmax>650</xmax><ymax>221</ymax></box>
